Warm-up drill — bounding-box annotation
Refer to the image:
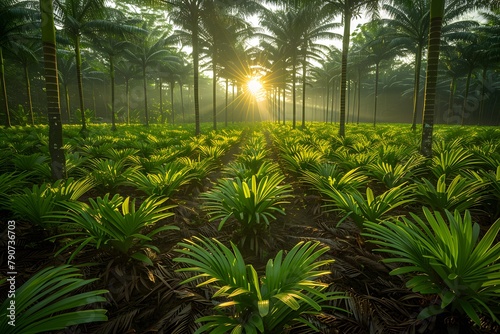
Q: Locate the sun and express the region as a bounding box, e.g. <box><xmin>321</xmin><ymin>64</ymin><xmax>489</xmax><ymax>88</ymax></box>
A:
<box><xmin>247</xmin><ymin>77</ymin><xmax>264</xmax><ymax>97</ymax></box>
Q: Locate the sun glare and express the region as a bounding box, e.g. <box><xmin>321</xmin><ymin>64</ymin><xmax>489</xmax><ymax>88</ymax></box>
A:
<box><xmin>247</xmin><ymin>77</ymin><xmax>264</xmax><ymax>97</ymax></box>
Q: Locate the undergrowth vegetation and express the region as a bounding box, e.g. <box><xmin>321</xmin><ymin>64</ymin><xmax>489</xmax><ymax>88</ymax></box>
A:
<box><xmin>1</xmin><ymin>122</ymin><xmax>499</xmax><ymax>334</ymax></box>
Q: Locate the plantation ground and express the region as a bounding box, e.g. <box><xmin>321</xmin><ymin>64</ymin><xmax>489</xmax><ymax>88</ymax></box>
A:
<box><xmin>1</xmin><ymin>122</ymin><xmax>500</xmax><ymax>333</ymax></box>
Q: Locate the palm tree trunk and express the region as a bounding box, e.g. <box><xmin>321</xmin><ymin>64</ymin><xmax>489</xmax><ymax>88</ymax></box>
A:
<box><xmin>225</xmin><ymin>78</ymin><xmax>228</xmax><ymax>127</ymax></box>
<box><xmin>24</xmin><ymin>64</ymin><xmax>34</xmax><ymax>125</ymax></box>
<box><xmin>325</xmin><ymin>79</ymin><xmax>330</xmax><ymax>123</ymax></box>
<box><xmin>301</xmin><ymin>51</ymin><xmax>307</xmax><ymax>128</ymax></box>
<box><xmin>192</xmin><ymin>24</ymin><xmax>200</xmax><ymax>135</ymax></box>
<box><xmin>282</xmin><ymin>85</ymin><xmax>286</xmax><ymax>124</ymax></box>
<box><xmin>180</xmin><ymin>82</ymin><xmax>185</xmax><ymax>123</ymax></box>
<box><xmin>170</xmin><ymin>80</ymin><xmax>175</xmax><ymax>125</ymax></box>
<box><xmin>339</xmin><ymin>6</ymin><xmax>352</xmax><ymax>137</ymax></box>
<box><xmin>159</xmin><ymin>77</ymin><xmax>164</xmax><ymax>123</ymax></box>
<box><xmin>212</xmin><ymin>54</ymin><xmax>217</xmax><ymax>130</ymax></box>
<box><xmin>74</xmin><ymin>35</ymin><xmax>87</xmax><ymax>132</ymax></box>
<box><xmin>64</xmin><ymin>83</ymin><xmax>70</xmax><ymax>122</ymax></box>
<box><xmin>40</xmin><ymin>0</ymin><xmax>65</xmax><ymax>180</ymax></box>
<box><xmin>110</xmin><ymin>56</ymin><xmax>116</xmax><ymax>131</ymax></box>
<box><xmin>446</xmin><ymin>76</ymin><xmax>456</xmax><ymax>124</ymax></box>
<box><xmin>357</xmin><ymin>69</ymin><xmax>361</xmax><ymax>124</ymax></box>
<box><xmin>331</xmin><ymin>79</ymin><xmax>336</xmax><ymax>123</ymax></box>
<box><xmin>479</xmin><ymin>67</ymin><xmax>486</xmax><ymax>124</ymax></box>
<box><xmin>292</xmin><ymin>56</ymin><xmax>297</xmax><ymax>129</ymax></box>
<box><xmin>143</xmin><ymin>65</ymin><xmax>149</xmax><ymax>126</ymax></box>
<box><xmin>421</xmin><ymin>0</ymin><xmax>445</xmax><ymax>158</ymax></box>
<box><xmin>462</xmin><ymin>69</ymin><xmax>472</xmax><ymax>126</ymax></box>
<box><xmin>232</xmin><ymin>82</ymin><xmax>235</xmax><ymax>123</ymax></box>
<box><xmin>347</xmin><ymin>78</ymin><xmax>350</xmax><ymax>124</ymax></box>
<box><xmin>411</xmin><ymin>45</ymin><xmax>423</xmax><ymax>131</ymax></box>
<box><xmin>374</xmin><ymin>62</ymin><xmax>379</xmax><ymax>127</ymax></box>
<box><xmin>0</xmin><ymin>48</ymin><xmax>11</xmax><ymax>127</ymax></box>
<box><xmin>125</xmin><ymin>78</ymin><xmax>130</xmax><ymax>124</ymax></box>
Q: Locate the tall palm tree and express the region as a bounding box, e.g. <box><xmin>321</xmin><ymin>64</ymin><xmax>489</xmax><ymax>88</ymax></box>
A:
<box><xmin>125</xmin><ymin>26</ymin><xmax>176</xmax><ymax>126</ymax></box>
<box><xmin>260</xmin><ymin>8</ymin><xmax>302</xmax><ymax>128</ymax></box>
<box><xmin>166</xmin><ymin>0</ymin><xmax>258</xmax><ymax>134</ymax></box>
<box><xmin>1</xmin><ymin>0</ymin><xmax>37</xmax><ymax>127</ymax></box>
<box><xmin>384</xmin><ymin>0</ymin><xmax>429</xmax><ymax>131</ymax></box>
<box><xmin>114</xmin><ymin>59</ymin><xmax>141</xmax><ymax>124</ymax></box>
<box><xmin>5</xmin><ymin>39</ymin><xmax>40</xmax><ymax>125</ymax></box>
<box><xmin>320</xmin><ymin>0</ymin><xmax>380</xmax><ymax>137</ymax></box>
<box><xmin>355</xmin><ymin>20</ymin><xmax>400</xmax><ymax>127</ymax></box>
<box><xmin>295</xmin><ymin>2</ymin><xmax>339</xmax><ymax>128</ymax></box>
<box><xmin>256</xmin><ymin>40</ymin><xmax>288</xmax><ymax>124</ymax></box>
<box><xmin>420</xmin><ymin>0</ymin><xmax>497</xmax><ymax>157</ymax></box>
<box><xmin>454</xmin><ymin>39</ymin><xmax>482</xmax><ymax>125</ymax></box>
<box><xmin>57</xmin><ymin>49</ymin><xmax>76</xmax><ymax>122</ymax></box>
<box><xmin>40</xmin><ymin>0</ymin><xmax>65</xmax><ymax>180</ymax></box>
<box><xmin>201</xmin><ymin>10</ymin><xmax>252</xmax><ymax>130</ymax></box>
<box><xmin>476</xmin><ymin>11</ymin><xmax>500</xmax><ymax>122</ymax></box>
<box><xmin>54</xmin><ymin>0</ymin><xmax>120</xmax><ymax>133</ymax></box>
<box><xmin>90</xmin><ymin>16</ymin><xmax>144</xmax><ymax>130</ymax></box>
<box><xmin>385</xmin><ymin>0</ymin><xmax>482</xmax><ymax>131</ymax></box>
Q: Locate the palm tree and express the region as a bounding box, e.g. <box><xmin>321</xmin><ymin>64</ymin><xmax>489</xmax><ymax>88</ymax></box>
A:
<box><xmin>5</xmin><ymin>39</ymin><xmax>40</xmax><ymax>125</ymax></box>
<box><xmin>420</xmin><ymin>0</ymin><xmax>497</xmax><ymax>157</ymax></box>
<box><xmin>125</xmin><ymin>26</ymin><xmax>175</xmax><ymax>126</ymax></box>
<box><xmin>295</xmin><ymin>2</ymin><xmax>339</xmax><ymax>128</ymax></box>
<box><xmin>320</xmin><ymin>0</ymin><xmax>380</xmax><ymax>137</ymax></box>
<box><xmin>259</xmin><ymin>8</ymin><xmax>302</xmax><ymax>128</ymax></box>
<box><xmin>90</xmin><ymin>16</ymin><xmax>144</xmax><ymax>131</ymax></box>
<box><xmin>40</xmin><ymin>0</ymin><xmax>65</xmax><ymax>180</ymax></box>
<box><xmin>454</xmin><ymin>39</ymin><xmax>482</xmax><ymax>125</ymax></box>
<box><xmin>114</xmin><ymin>59</ymin><xmax>141</xmax><ymax>124</ymax></box>
<box><xmin>167</xmin><ymin>0</ymin><xmax>257</xmax><ymax>134</ymax></box>
<box><xmin>476</xmin><ymin>11</ymin><xmax>500</xmax><ymax>122</ymax></box>
<box><xmin>156</xmin><ymin>56</ymin><xmax>185</xmax><ymax>125</ymax></box>
<box><xmin>255</xmin><ymin>39</ymin><xmax>289</xmax><ymax>124</ymax></box>
<box><xmin>1</xmin><ymin>0</ymin><xmax>37</xmax><ymax>127</ymax></box>
<box><xmin>384</xmin><ymin>0</ymin><xmax>429</xmax><ymax>131</ymax></box>
<box><xmin>201</xmin><ymin>10</ymin><xmax>252</xmax><ymax>130</ymax></box>
<box><xmin>54</xmin><ymin>0</ymin><xmax>122</xmax><ymax>133</ymax></box>
<box><xmin>385</xmin><ymin>0</ymin><xmax>482</xmax><ymax>131</ymax></box>
<box><xmin>355</xmin><ymin>20</ymin><xmax>400</xmax><ymax>127</ymax></box>
<box><xmin>57</xmin><ymin>49</ymin><xmax>76</xmax><ymax>122</ymax></box>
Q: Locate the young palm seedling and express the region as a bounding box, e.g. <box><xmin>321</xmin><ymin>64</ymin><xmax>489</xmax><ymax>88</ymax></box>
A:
<box><xmin>0</xmin><ymin>265</ymin><xmax>108</xmax><ymax>334</ymax></box>
<box><xmin>201</xmin><ymin>174</ymin><xmax>292</xmax><ymax>254</ymax></box>
<box><xmin>174</xmin><ymin>237</ymin><xmax>345</xmax><ymax>333</ymax></box>
<box><xmin>10</xmin><ymin>178</ymin><xmax>94</xmax><ymax>226</ymax></box>
<box><xmin>85</xmin><ymin>158</ymin><xmax>138</xmax><ymax>192</ymax></box>
<box><xmin>301</xmin><ymin>163</ymin><xmax>368</xmax><ymax>193</ymax></box>
<box><xmin>50</xmin><ymin>194</ymin><xmax>178</xmax><ymax>265</ymax></box>
<box><xmin>281</xmin><ymin>145</ymin><xmax>324</xmax><ymax>173</ymax></box>
<box><xmin>415</xmin><ymin>174</ymin><xmax>485</xmax><ymax>213</ymax></box>
<box><xmin>364</xmin><ymin>208</ymin><xmax>500</xmax><ymax>327</ymax></box>
<box><xmin>324</xmin><ymin>185</ymin><xmax>415</xmax><ymax>230</ymax></box>
<box><xmin>127</xmin><ymin>162</ymin><xmax>195</xmax><ymax>198</ymax></box>
<box><xmin>430</xmin><ymin>146</ymin><xmax>479</xmax><ymax>180</ymax></box>
<box><xmin>368</xmin><ymin>155</ymin><xmax>425</xmax><ymax>189</ymax></box>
